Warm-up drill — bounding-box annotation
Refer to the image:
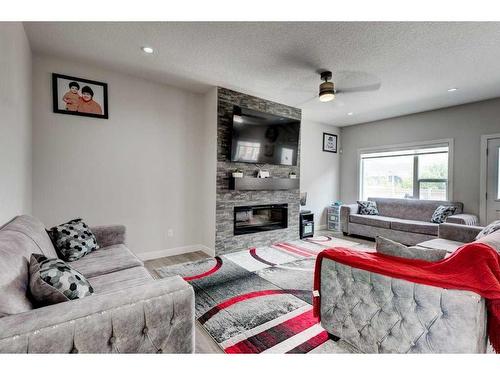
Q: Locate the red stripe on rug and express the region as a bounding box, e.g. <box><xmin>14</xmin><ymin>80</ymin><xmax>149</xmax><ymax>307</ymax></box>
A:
<box><xmin>249</xmin><ymin>248</ymin><xmax>276</xmax><ymax>266</ymax></box>
<box><xmin>283</xmin><ymin>242</ymin><xmax>321</xmax><ymax>256</ymax></box>
<box><xmin>198</xmin><ymin>289</ymin><xmax>306</xmax><ymax>325</ymax></box>
<box><xmin>183</xmin><ymin>257</ymin><xmax>223</xmax><ymax>281</ymax></box>
<box><xmin>224</xmin><ymin>309</ymin><xmax>318</xmax><ymax>354</ymax></box>
<box><xmin>272</xmin><ymin>243</ymin><xmax>312</xmax><ymax>257</ymax></box>
<box><xmin>285</xmin><ymin>330</ymin><xmax>329</xmax><ymax>353</ymax></box>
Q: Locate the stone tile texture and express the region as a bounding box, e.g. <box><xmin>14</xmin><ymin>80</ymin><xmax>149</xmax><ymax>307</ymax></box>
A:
<box><xmin>216</xmin><ymin>87</ymin><xmax>302</xmax><ymax>255</ymax></box>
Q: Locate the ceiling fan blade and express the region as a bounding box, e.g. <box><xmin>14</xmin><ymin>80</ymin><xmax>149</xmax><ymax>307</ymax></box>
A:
<box><xmin>295</xmin><ymin>95</ymin><xmax>318</xmax><ymax>108</ymax></box>
<box><xmin>336</xmin><ymin>82</ymin><xmax>381</xmax><ymax>94</ymax></box>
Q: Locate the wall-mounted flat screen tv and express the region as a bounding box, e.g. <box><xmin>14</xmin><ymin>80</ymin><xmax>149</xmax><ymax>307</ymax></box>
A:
<box><xmin>230</xmin><ymin>106</ymin><xmax>300</xmax><ymax>166</ymax></box>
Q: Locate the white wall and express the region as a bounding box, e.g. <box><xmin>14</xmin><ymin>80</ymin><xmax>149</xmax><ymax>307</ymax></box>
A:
<box><xmin>0</xmin><ymin>23</ymin><xmax>32</xmax><ymax>225</ymax></box>
<box><xmin>32</xmin><ymin>54</ymin><xmax>216</xmax><ymax>256</ymax></box>
<box><xmin>340</xmin><ymin>98</ymin><xmax>500</xmax><ymax>215</ymax></box>
<box><xmin>300</xmin><ymin>121</ymin><xmax>340</xmax><ymax>228</ymax></box>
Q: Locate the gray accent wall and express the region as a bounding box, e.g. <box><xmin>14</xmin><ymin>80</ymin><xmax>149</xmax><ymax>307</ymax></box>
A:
<box><xmin>215</xmin><ymin>87</ymin><xmax>301</xmax><ymax>255</ymax></box>
<box><xmin>339</xmin><ymin>98</ymin><xmax>500</xmax><ymax>215</ymax></box>
<box><xmin>0</xmin><ymin>23</ymin><xmax>32</xmax><ymax>225</ymax></box>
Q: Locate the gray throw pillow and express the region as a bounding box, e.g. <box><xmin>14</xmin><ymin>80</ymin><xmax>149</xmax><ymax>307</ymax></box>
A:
<box><xmin>431</xmin><ymin>205</ymin><xmax>456</xmax><ymax>224</ymax></box>
<box><xmin>49</xmin><ymin>218</ymin><xmax>99</xmax><ymax>261</ymax></box>
<box><xmin>475</xmin><ymin>220</ymin><xmax>500</xmax><ymax>240</ymax></box>
<box><xmin>357</xmin><ymin>200</ymin><xmax>379</xmax><ymax>215</ymax></box>
<box><xmin>375</xmin><ymin>236</ymin><xmax>448</xmax><ymax>262</ymax></box>
<box><xmin>29</xmin><ymin>254</ymin><xmax>94</xmax><ymax>306</ymax></box>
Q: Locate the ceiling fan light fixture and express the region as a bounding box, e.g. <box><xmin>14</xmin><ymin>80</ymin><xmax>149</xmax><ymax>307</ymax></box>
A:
<box><xmin>319</xmin><ymin>81</ymin><xmax>335</xmax><ymax>102</ymax></box>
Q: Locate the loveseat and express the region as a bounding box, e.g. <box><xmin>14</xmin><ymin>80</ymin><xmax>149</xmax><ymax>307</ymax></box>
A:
<box><xmin>316</xmin><ymin>225</ymin><xmax>500</xmax><ymax>353</ymax></box>
<box><xmin>340</xmin><ymin>197</ymin><xmax>478</xmax><ymax>246</ymax></box>
<box><xmin>0</xmin><ymin>215</ymin><xmax>195</xmax><ymax>353</ymax></box>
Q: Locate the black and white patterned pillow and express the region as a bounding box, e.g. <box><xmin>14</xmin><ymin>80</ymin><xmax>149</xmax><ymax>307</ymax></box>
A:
<box><xmin>431</xmin><ymin>205</ymin><xmax>456</xmax><ymax>223</ymax></box>
<box><xmin>475</xmin><ymin>220</ymin><xmax>500</xmax><ymax>240</ymax></box>
<box><xmin>357</xmin><ymin>200</ymin><xmax>379</xmax><ymax>215</ymax></box>
<box><xmin>49</xmin><ymin>218</ymin><xmax>99</xmax><ymax>262</ymax></box>
<box><xmin>29</xmin><ymin>254</ymin><xmax>94</xmax><ymax>306</ymax></box>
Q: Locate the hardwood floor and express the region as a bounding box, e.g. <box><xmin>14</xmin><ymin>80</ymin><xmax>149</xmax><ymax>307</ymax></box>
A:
<box><xmin>144</xmin><ymin>251</ymin><xmax>223</xmax><ymax>353</ymax></box>
<box><xmin>142</xmin><ymin>231</ymin><xmax>375</xmax><ymax>353</ymax></box>
<box><xmin>144</xmin><ymin>251</ymin><xmax>210</xmax><ymax>278</ymax></box>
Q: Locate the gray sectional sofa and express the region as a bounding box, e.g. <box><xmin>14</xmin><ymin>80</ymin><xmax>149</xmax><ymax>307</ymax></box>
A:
<box><xmin>317</xmin><ymin>224</ymin><xmax>500</xmax><ymax>353</ymax></box>
<box><xmin>0</xmin><ymin>215</ymin><xmax>195</xmax><ymax>353</ymax></box>
<box><xmin>340</xmin><ymin>197</ymin><xmax>478</xmax><ymax>245</ymax></box>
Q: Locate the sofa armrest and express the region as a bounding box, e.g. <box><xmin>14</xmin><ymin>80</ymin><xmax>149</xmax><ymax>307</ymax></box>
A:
<box><xmin>438</xmin><ymin>223</ymin><xmax>483</xmax><ymax>243</ymax></box>
<box><xmin>91</xmin><ymin>225</ymin><xmax>126</xmax><ymax>247</ymax></box>
<box><xmin>0</xmin><ymin>276</ymin><xmax>194</xmax><ymax>353</ymax></box>
<box><xmin>340</xmin><ymin>204</ymin><xmax>359</xmax><ymax>234</ymax></box>
<box><xmin>446</xmin><ymin>214</ymin><xmax>479</xmax><ymax>226</ymax></box>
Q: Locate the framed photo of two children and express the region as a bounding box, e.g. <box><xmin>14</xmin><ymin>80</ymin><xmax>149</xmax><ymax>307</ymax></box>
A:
<box><xmin>52</xmin><ymin>73</ymin><xmax>109</xmax><ymax>119</ymax></box>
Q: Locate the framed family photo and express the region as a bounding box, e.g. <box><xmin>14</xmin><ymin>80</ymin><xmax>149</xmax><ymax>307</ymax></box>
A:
<box><xmin>322</xmin><ymin>132</ymin><xmax>337</xmax><ymax>153</ymax></box>
<box><xmin>52</xmin><ymin>73</ymin><xmax>109</xmax><ymax>119</ymax></box>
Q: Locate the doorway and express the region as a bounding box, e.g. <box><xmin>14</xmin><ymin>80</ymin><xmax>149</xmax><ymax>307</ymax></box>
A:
<box><xmin>481</xmin><ymin>135</ymin><xmax>500</xmax><ymax>225</ymax></box>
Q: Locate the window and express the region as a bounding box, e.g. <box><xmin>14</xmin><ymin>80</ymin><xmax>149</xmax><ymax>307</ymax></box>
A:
<box><xmin>360</xmin><ymin>145</ymin><xmax>449</xmax><ymax>201</ymax></box>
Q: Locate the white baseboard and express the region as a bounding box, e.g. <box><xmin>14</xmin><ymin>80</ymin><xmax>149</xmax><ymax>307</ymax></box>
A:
<box><xmin>137</xmin><ymin>244</ymin><xmax>214</xmax><ymax>261</ymax></box>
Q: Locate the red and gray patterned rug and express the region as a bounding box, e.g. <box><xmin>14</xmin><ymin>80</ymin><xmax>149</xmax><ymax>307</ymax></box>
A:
<box><xmin>155</xmin><ymin>235</ymin><xmax>371</xmax><ymax>354</ymax></box>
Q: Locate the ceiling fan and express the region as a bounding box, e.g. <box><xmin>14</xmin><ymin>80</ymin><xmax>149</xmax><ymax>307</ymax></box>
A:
<box><xmin>316</xmin><ymin>70</ymin><xmax>381</xmax><ymax>103</ymax></box>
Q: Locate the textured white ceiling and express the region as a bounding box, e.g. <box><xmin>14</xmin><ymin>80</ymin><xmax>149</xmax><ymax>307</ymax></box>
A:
<box><xmin>24</xmin><ymin>22</ymin><xmax>500</xmax><ymax>126</ymax></box>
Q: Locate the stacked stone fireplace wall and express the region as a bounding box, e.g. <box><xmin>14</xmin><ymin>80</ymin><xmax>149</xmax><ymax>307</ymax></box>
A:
<box><xmin>215</xmin><ymin>87</ymin><xmax>301</xmax><ymax>255</ymax></box>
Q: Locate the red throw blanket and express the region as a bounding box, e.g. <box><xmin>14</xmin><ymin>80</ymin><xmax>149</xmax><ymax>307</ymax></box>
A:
<box><xmin>313</xmin><ymin>242</ymin><xmax>500</xmax><ymax>353</ymax></box>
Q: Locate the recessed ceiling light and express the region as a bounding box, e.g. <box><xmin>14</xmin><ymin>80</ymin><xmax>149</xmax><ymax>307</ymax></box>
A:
<box><xmin>447</xmin><ymin>88</ymin><xmax>458</xmax><ymax>92</ymax></box>
<box><xmin>141</xmin><ymin>46</ymin><xmax>154</xmax><ymax>54</ymax></box>
<box><xmin>347</xmin><ymin>112</ymin><xmax>354</xmax><ymax>116</ymax></box>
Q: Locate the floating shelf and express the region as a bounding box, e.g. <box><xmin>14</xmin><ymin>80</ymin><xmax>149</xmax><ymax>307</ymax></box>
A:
<box><xmin>229</xmin><ymin>177</ymin><xmax>299</xmax><ymax>191</ymax></box>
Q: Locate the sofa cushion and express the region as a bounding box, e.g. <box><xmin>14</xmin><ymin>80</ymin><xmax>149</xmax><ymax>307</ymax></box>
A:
<box><xmin>49</xmin><ymin>218</ymin><xmax>99</xmax><ymax>261</ymax></box>
<box><xmin>0</xmin><ymin>231</ymin><xmax>35</xmax><ymax>317</ymax></box>
<box><xmin>376</xmin><ymin>236</ymin><xmax>447</xmax><ymax>261</ymax></box>
<box><xmin>475</xmin><ymin>220</ymin><xmax>500</xmax><ymax>240</ymax></box>
<box><xmin>1</xmin><ymin>215</ymin><xmax>58</xmax><ymax>258</ymax></box>
<box><xmin>88</xmin><ymin>266</ymin><xmax>153</xmax><ymax>295</ymax></box>
<box><xmin>349</xmin><ymin>214</ymin><xmax>392</xmax><ymax>229</ymax></box>
<box><xmin>0</xmin><ymin>215</ymin><xmax>60</xmax><ymax>317</ymax></box>
<box><xmin>69</xmin><ymin>244</ymin><xmax>143</xmax><ymax>278</ymax></box>
<box><xmin>29</xmin><ymin>254</ymin><xmax>94</xmax><ymax>306</ymax></box>
<box><xmin>390</xmin><ymin>218</ymin><xmax>438</xmax><ymax>236</ymax></box>
<box><xmin>474</xmin><ymin>227</ymin><xmax>500</xmax><ymax>254</ymax></box>
<box><xmin>418</xmin><ymin>238</ymin><xmax>465</xmax><ymax>253</ymax></box>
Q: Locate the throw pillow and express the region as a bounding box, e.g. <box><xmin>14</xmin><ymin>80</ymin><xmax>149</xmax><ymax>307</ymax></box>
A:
<box><xmin>29</xmin><ymin>254</ymin><xmax>94</xmax><ymax>306</ymax></box>
<box><xmin>475</xmin><ymin>220</ymin><xmax>500</xmax><ymax>240</ymax></box>
<box><xmin>375</xmin><ymin>236</ymin><xmax>448</xmax><ymax>262</ymax></box>
<box><xmin>49</xmin><ymin>218</ymin><xmax>99</xmax><ymax>261</ymax></box>
<box><xmin>357</xmin><ymin>200</ymin><xmax>379</xmax><ymax>215</ymax></box>
<box><xmin>431</xmin><ymin>205</ymin><xmax>457</xmax><ymax>224</ymax></box>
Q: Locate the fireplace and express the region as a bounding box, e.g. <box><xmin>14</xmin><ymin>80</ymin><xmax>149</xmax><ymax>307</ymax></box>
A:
<box><xmin>234</xmin><ymin>204</ymin><xmax>288</xmax><ymax>235</ymax></box>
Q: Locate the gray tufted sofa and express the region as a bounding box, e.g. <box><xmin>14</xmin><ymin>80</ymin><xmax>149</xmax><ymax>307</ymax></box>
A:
<box><xmin>340</xmin><ymin>197</ymin><xmax>478</xmax><ymax>246</ymax></box>
<box><xmin>319</xmin><ymin>260</ymin><xmax>488</xmax><ymax>353</ymax></box>
<box><xmin>317</xmin><ymin>224</ymin><xmax>500</xmax><ymax>353</ymax></box>
<box><xmin>0</xmin><ymin>215</ymin><xmax>195</xmax><ymax>353</ymax></box>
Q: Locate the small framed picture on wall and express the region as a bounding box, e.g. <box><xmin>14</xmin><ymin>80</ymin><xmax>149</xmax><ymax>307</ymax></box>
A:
<box><xmin>323</xmin><ymin>132</ymin><xmax>337</xmax><ymax>153</ymax></box>
<box><xmin>52</xmin><ymin>73</ymin><xmax>109</xmax><ymax>119</ymax></box>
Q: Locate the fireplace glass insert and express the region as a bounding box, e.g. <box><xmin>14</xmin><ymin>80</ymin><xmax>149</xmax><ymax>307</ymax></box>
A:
<box><xmin>234</xmin><ymin>204</ymin><xmax>288</xmax><ymax>235</ymax></box>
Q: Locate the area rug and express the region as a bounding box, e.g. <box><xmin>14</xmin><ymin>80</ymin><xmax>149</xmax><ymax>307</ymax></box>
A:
<box><xmin>155</xmin><ymin>235</ymin><xmax>371</xmax><ymax>354</ymax></box>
